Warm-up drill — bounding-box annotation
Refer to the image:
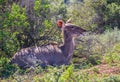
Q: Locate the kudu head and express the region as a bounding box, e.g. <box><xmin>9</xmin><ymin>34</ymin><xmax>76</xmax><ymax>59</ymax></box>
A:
<box><xmin>57</xmin><ymin>19</ymin><xmax>86</xmax><ymax>38</ymax></box>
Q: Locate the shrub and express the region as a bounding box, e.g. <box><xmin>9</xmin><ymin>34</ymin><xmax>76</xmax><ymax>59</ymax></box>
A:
<box><xmin>103</xmin><ymin>75</ymin><xmax>120</xmax><ymax>82</ymax></box>
<box><xmin>0</xmin><ymin>57</ymin><xmax>18</xmax><ymax>78</ymax></box>
<box><xmin>103</xmin><ymin>42</ymin><xmax>120</xmax><ymax>64</ymax></box>
<box><xmin>75</xmin><ymin>28</ymin><xmax>120</xmax><ymax>65</ymax></box>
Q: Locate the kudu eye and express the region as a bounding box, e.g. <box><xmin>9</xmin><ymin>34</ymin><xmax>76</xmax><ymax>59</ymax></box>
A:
<box><xmin>71</xmin><ymin>26</ymin><xmax>74</xmax><ymax>29</ymax></box>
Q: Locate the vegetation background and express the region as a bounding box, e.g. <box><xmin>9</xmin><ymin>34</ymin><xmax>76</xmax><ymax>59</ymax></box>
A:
<box><xmin>0</xmin><ymin>0</ymin><xmax>120</xmax><ymax>82</ymax></box>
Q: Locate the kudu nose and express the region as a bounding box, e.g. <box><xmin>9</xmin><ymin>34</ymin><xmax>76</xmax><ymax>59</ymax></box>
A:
<box><xmin>78</xmin><ymin>32</ymin><xmax>86</xmax><ymax>36</ymax></box>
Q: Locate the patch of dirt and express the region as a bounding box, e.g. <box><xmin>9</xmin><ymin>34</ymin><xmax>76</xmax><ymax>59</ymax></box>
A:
<box><xmin>89</xmin><ymin>64</ymin><xmax>120</xmax><ymax>74</ymax></box>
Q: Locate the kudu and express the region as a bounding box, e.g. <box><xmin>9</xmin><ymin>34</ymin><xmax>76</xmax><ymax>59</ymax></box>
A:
<box><xmin>10</xmin><ymin>19</ymin><xmax>86</xmax><ymax>68</ymax></box>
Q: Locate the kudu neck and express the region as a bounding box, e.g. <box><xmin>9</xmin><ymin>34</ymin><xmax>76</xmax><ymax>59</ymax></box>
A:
<box><xmin>61</xmin><ymin>30</ymin><xmax>75</xmax><ymax>58</ymax></box>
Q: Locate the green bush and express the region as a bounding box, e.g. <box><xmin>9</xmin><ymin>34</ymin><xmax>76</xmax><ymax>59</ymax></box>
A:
<box><xmin>103</xmin><ymin>75</ymin><xmax>120</xmax><ymax>82</ymax></box>
<box><xmin>0</xmin><ymin>57</ymin><xmax>18</xmax><ymax>78</ymax></box>
<box><xmin>74</xmin><ymin>28</ymin><xmax>120</xmax><ymax>66</ymax></box>
<box><xmin>103</xmin><ymin>42</ymin><xmax>120</xmax><ymax>64</ymax></box>
<box><xmin>88</xmin><ymin>55</ymin><xmax>101</xmax><ymax>65</ymax></box>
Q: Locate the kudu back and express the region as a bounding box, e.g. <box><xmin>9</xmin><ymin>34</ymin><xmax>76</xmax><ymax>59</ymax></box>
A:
<box><xmin>10</xmin><ymin>19</ymin><xmax>86</xmax><ymax>68</ymax></box>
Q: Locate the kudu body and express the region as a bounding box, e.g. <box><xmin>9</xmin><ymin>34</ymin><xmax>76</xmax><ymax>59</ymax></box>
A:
<box><xmin>10</xmin><ymin>20</ymin><xmax>86</xmax><ymax>68</ymax></box>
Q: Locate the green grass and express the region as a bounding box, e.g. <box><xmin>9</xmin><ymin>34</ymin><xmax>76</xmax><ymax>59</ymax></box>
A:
<box><xmin>0</xmin><ymin>64</ymin><xmax>120</xmax><ymax>82</ymax></box>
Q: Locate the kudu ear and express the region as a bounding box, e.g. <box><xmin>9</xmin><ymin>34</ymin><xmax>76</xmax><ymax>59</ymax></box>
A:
<box><xmin>57</xmin><ymin>20</ymin><xmax>64</xmax><ymax>28</ymax></box>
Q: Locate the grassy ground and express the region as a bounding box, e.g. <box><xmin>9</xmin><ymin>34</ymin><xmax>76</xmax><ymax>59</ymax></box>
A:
<box><xmin>0</xmin><ymin>63</ymin><xmax>120</xmax><ymax>82</ymax></box>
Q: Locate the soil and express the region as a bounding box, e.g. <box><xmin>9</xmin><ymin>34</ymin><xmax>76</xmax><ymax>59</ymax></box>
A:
<box><xmin>89</xmin><ymin>64</ymin><xmax>120</xmax><ymax>74</ymax></box>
